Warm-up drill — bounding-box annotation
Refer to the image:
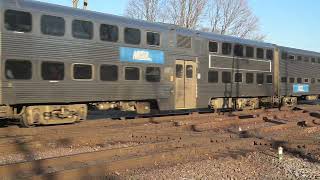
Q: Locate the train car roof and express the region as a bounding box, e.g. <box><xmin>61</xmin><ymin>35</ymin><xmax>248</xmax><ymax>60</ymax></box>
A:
<box><xmin>279</xmin><ymin>46</ymin><xmax>320</xmax><ymax>57</ymax></box>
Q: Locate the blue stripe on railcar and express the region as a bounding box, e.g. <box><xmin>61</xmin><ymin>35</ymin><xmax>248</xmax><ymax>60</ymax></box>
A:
<box><xmin>293</xmin><ymin>84</ymin><xmax>310</xmax><ymax>93</ymax></box>
<box><xmin>120</xmin><ymin>47</ymin><xmax>165</xmax><ymax>64</ymax></box>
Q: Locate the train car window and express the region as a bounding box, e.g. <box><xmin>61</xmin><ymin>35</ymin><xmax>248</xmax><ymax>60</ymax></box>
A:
<box><xmin>289</xmin><ymin>77</ymin><xmax>295</xmax><ymax>83</ymax></box>
<box><xmin>318</xmin><ymin>58</ymin><xmax>320</xmax><ymax>63</ymax></box>
<box><xmin>297</xmin><ymin>56</ymin><xmax>302</xmax><ymax>61</ymax></box>
<box><xmin>311</xmin><ymin>58</ymin><xmax>316</xmax><ymax>63</ymax></box>
<box><xmin>100</xmin><ymin>65</ymin><xmax>118</xmax><ymax>81</ymax></box>
<box><xmin>246</xmin><ymin>73</ymin><xmax>254</xmax><ymax>84</ymax></box>
<box><xmin>266</xmin><ymin>75</ymin><xmax>273</xmax><ymax>84</ymax></box>
<box><xmin>234</xmin><ymin>44</ymin><xmax>244</xmax><ymax>57</ymax></box>
<box><xmin>222</xmin><ymin>43</ymin><xmax>232</xmax><ymax>55</ymax></box>
<box><xmin>176</xmin><ymin>65</ymin><xmax>183</xmax><ymax>78</ymax></box>
<box><xmin>281</xmin><ymin>52</ymin><xmax>287</xmax><ymax>60</ymax></box>
<box><xmin>245</xmin><ymin>46</ymin><xmax>254</xmax><ymax>58</ymax></box>
<box><xmin>5</xmin><ymin>60</ymin><xmax>32</xmax><ymax>80</ymax></box>
<box><xmin>256</xmin><ymin>48</ymin><xmax>264</xmax><ymax>59</ymax></box>
<box><xmin>304</xmin><ymin>78</ymin><xmax>309</xmax><ymax>83</ymax></box>
<box><xmin>124</xmin><ymin>28</ymin><xmax>141</xmax><ymax>45</ymax></box>
<box><xmin>5</xmin><ymin>10</ymin><xmax>32</xmax><ymax>32</ymax></box>
<box><xmin>311</xmin><ymin>78</ymin><xmax>315</xmax><ymax>84</ymax></box>
<box><xmin>41</xmin><ymin>15</ymin><xmax>65</xmax><ymax>36</ymax></box>
<box><xmin>318</xmin><ymin>79</ymin><xmax>320</xmax><ymax>83</ymax></box>
<box><xmin>297</xmin><ymin>78</ymin><xmax>302</xmax><ymax>83</ymax></box>
<box><xmin>281</xmin><ymin>77</ymin><xmax>287</xmax><ymax>83</ymax></box>
<box><xmin>72</xmin><ymin>20</ymin><xmax>93</xmax><ymax>39</ymax></box>
<box><xmin>209</xmin><ymin>41</ymin><xmax>218</xmax><ymax>53</ymax></box>
<box><xmin>147</xmin><ymin>32</ymin><xmax>160</xmax><ymax>46</ymax></box>
<box><xmin>256</xmin><ymin>73</ymin><xmax>264</xmax><ymax>84</ymax></box>
<box><xmin>100</xmin><ymin>24</ymin><xmax>118</xmax><ymax>42</ymax></box>
<box><xmin>42</xmin><ymin>62</ymin><xmax>64</xmax><ymax>80</ymax></box>
<box><xmin>186</xmin><ymin>65</ymin><xmax>193</xmax><ymax>78</ymax></box>
<box><xmin>125</xmin><ymin>67</ymin><xmax>140</xmax><ymax>80</ymax></box>
<box><xmin>304</xmin><ymin>57</ymin><xmax>309</xmax><ymax>62</ymax></box>
<box><xmin>208</xmin><ymin>71</ymin><xmax>218</xmax><ymax>83</ymax></box>
<box><xmin>177</xmin><ymin>35</ymin><xmax>191</xmax><ymax>48</ymax></box>
<box><xmin>146</xmin><ymin>67</ymin><xmax>161</xmax><ymax>82</ymax></box>
<box><xmin>266</xmin><ymin>50</ymin><xmax>273</xmax><ymax>60</ymax></box>
<box><xmin>288</xmin><ymin>55</ymin><xmax>295</xmax><ymax>62</ymax></box>
<box><xmin>234</xmin><ymin>73</ymin><xmax>242</xmax><ymax>83</ymax></box>
<box><xmin>222</xmin><ymin>72</ymin><xmax>231</xmax><ymax>83</ymax></box>
<box><xmin>73</xmin><ymin>64</ymin><xmax>93</xmax><ymax>80</ymax></box>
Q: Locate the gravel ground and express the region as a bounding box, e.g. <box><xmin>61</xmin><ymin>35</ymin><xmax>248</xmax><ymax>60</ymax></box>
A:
<box><xmin>125</xmin><ymin>150</ymin><xmax>320</xmax><ymax>180</ymax></box>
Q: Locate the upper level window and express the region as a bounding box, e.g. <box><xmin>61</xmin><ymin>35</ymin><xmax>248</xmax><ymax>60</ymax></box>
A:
<box><xmin>100</xmin><ymin>24</ymin><xmax>118</xmax><ymax>42</ymax></box>
<box><xmin>73</xmin><ymin>64</ymin><xmax>93</xmax><ymax>80</ymax></box>
<box><xmin>266</xmin><ymin>75</ymin><xmax>273</xmax><ymax>84</ymax></box>
<box><xmin>256</xmin><ymin>73</ymin><xmax>264</xmax><ymax>84</ymax></box>
<box><xmin>177</xmin><ymin>35</ymin><xmax>191</xmax><ymax>48</ymax></box>
<box><xmin>72</xmin><ymin>20</ymin><xmax>93</xmax><ymax>39</ymax></box>
<box><xmin>5</xmin><ymin>60</ymin><xmax>32</xmax><ymax>80</ymax></box>
<box><xmin>222</xmin><ymin>43</ymin><xmax>232</xmax><ymax>55</ymax></box>
<box><xmin>5</xmin><ymin>10</ymin><xmax>32</xmax><ymax>32</ymax></box>
<box><xmin>245</xmin><ymin>46</ymin><xmax>254</xmax><ymax>58</ymax></box>
<box><xmin>281</xmin><ymin>77</ymin><xmax>287</xmax><ymax>83</ymax></box>
<box><xmin>311</xmin><ymin>78</ymin><xmax>315</xmax><ymax>84</ymax></box>
<box><xmin>234</xmin><ymin>44</ymin><xmax>244</xmax><ymax>57</ymax></box>
<box><xmin>311</xmin><ymin>58</ymin><xmax>316</xmax><ymax>63</ymax></box>
<box><xmin>266</xmin><ymin>50</ymin><xmax>273</xmax><ymax>60</ymax></box>
<box><xmin>222</xmin><ymin>71</ymin><xmax>231</xmax><ymax>83</ymax></box>
<box><xmin>304</xmin><ymin>57</ymin><xmax>309</xmax><ymax>62</ymax></box>
<box><xmin>288</xmin><ymin>55</ymin><xmax>295</xmax><ymax>61</ymax></box>
<box><xmin>125</xmin><ymin>67</ymin><xmax>140</xmax><ymax>80</ymax></box>
<box><xmin>124</xmin><ymin>28</ymin><xmax>141</xmax><ymax>45</ymax></box>
<box><xmin>41</xmin><ymin>15</ymin><xmax>65</xmax><ymax>36</ymax></box>
<box><xmin>297</xmin><ymin>78</ymin><xmax>302</xmax><ymax>83</ymax></box>
<box><xmin>146</xmin><ymin>67</ymin><xmax>161</xmax><ymax>82</ymax></box>
<box><xmin>208</xmin><ymin>71</ymin><xmax>218</xmax><ymax>83</ymax></box>
<box><xmin>42</xmin><ymin>61</ymin><xmax>64</xmax><ymax>80</ymax></box>
<box><xmin>256</xmin><ymin>48</ymin><xmax>264</xmax><ymax>59</ymax></box>
<box><xmin>289</xmin><ymin>77</ymin><xmax>295</xmax><ymax>83</ymax></box>
<box><xmin>100</xmin><ymin>64</ymin><xmax>118</xmax><ymax>81</ymax></box>
<box><xmin>246</xmin><ymin>73</ymin><xmax>254</xmax><ymax>84</ymax></box>
<box><xmin>209</xmin><ymin>41</ymin><xmax>218</xmax><ymax>53</ymax></box>
<box><xmin>304</xmin><ymin>78</ymin><xmax>309</xmax><ymax>83</ymax></box>
<box><xmin>297</xmin><ymin>56</ymin><xmax>302</xmax><ymax>61</ymax></box>
<box><xmin>234</xmin><ymin>73</ymin><xmax>242</xmax><ymax>83</ymax></box>
<box><xmin>318</xmin><ymin>58</ymin><xmax>320</xmax><ymax>63</ymax></box>
<box><xmin>147</xmin><ymin>32</ymin><xmax>160</xmax><ymax>46</ymax></box>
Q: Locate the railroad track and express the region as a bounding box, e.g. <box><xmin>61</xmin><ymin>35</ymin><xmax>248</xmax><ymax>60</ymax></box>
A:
<box><xmin>0</xmin><ymin>104</ymin><xmax>319</xmax><ymax>179</ymax></box>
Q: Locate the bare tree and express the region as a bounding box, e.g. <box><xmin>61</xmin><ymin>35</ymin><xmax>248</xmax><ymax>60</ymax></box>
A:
<box><xmin>207</xmin><ymin>0</ymin><xmax>265</xmax><ymax>40</ymax></box>
<box><xmin>166</xmin><ymin>0</ymin><xmax>208</xmax><ymax>29</ymax></box>
<box><xmin>125</xmin><ymin>0</ymin><xmax>165</xmax><ymax>22</ymax></box>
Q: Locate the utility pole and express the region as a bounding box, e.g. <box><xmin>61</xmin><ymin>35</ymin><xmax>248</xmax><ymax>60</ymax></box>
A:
<box><xmin>72</xmin><ymin>0</ymin><xmax>88</xmax><ymax>9</ymax></box>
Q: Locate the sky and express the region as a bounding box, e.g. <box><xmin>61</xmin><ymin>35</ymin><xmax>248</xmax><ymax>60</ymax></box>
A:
<box><xmin>38</xmin><ymin>0</ymin><xmax>320</xmax><ymax>52</ymax></box>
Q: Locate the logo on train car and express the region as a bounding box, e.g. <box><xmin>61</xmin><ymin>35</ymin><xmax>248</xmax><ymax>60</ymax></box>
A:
<box><xmin>120</xmin><ymin>47</ymin><xmax>164</xmax><ymax>64</ymax></box>
<box><xmin>293</xmin><ymin>84</ymin><xmax>309</xmax><ymax>93</ymax></box>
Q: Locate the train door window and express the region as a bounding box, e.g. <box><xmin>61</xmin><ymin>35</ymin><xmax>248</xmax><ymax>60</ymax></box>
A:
<box><xmin>234</xmin><ymin>73</ymin><xmax>242</xmax><ymax>83</ymax></box>
<box><xmin>246</xmin><ymin>73</ymin><xmax>254</xmax><ymax>84</ymax></box>
<box><xmin>222</xmin><ymin>43</ymin><xmax>232</xmax><ymax>55</ymax></box>
<box><xmin>100</xmin><ymin>65</ymin><xmax>118</xmax><ymax>81</ymax></box>
<box><xmin>177</xmin><ymin>35</ymin><xmax>192</xmax><ymax>48</ymax></box>
<box><xmin>41</xmin><ymin>15</ymin><xmax>65</xmax><ymax>36</ymax></box>
<box><xmin>304</xmin><ymin>57</ymin><xmax>309</xmax><ymax>62</ymax></box>
<box><xmin>5</xmin><ymin>10</ymin><xmax>32</xmax><ymax>32</ymax></box>
<box><xmin>311</xmin><ymin>78</ymin><xmax>315</xmax><ymax>84</ymax></box>
<box><xmin>146</xmin><ymin>67</ymin><xmax>161</xmax><ymax>82</ymax></box>
<box><xmin>124</xmin><ymin>28</ymin><xmax>141</xmax><ymax>45</ymax></box>
<box><xmin>5</xmin><ymin>60</ymin><xmax>32</xmax><ymax>80</ymax></box>
<box><xmin>297</xmin><ymin>78</ymin><xmax>302</xmax><ymax>83</ymax></box>
<box><xmin>186</xmin><ymin>65</ymin><xmax>193</xmax><ymax>78</ymax></box>
<box><xmin>147</xmin><ymin>32</ymin><xmax>160</xmax><ymax>46</ymax></box>
<box><xmin>42</xmin><ymin>62</ymin><xmax>64</xmax><ymax>80</ymax></box>
<box><xmin>256</xmin><ymin>73</ymin><xmax>264</xmax><ymax>84</ymax></box>
<box><xmin>245</xmin><ymin>46</ymin><xmax>254</xmax><ymax>58</ymax></box>
<box><xmin>100</xmin><ymin>24</ymin><xmax>118</xmax><ymax>42</ymax></box>
<box><xmin>222</xmin><ymin>71</ymin><xmax>231</xmax><ymax>83</ymax></box>
<box><xmin>311</xmin><ymin>58</ymin><xmax>316</xmax><ymax>63</ymax></box>
<box><xmin>281</xmin><ymin>77</ymin><xmax>287</xmax><ymax>83</ymax></box>
<box><xmin>266</xmin><ymin>75</ymin><xmax>273</xmax><ymax>84</ymax></box>
<box><xmin>266</xmin><ymin>50</ymin><xmax>273</xmax><ymax>60</ymax></box>
<box><xmin>289</xmin><ymin>77</ymin><xmax>295</xmax><ymax>83</ymax></box>
<box><xmin>234</xmin><ymin>44</ymin><xmax>244</xmax><ymax>57</ymax></box>
<box><xmin>256</xmin><ymin>48</ymin><xmax>264</xmax><ymax>59</ymax></box>
<box><xmin>125</xmin><ymin>67</ymin><xmax>140</xmax><ymax>80</ymax></box>
<box><xmin>281</xmin><ymin>52</ymin><xmax>287</xmax><ymax>60</ymax></box>
<box><xmin>297</xmin><ymin>56</ymin><xmax>302</xmax><ymax>61</ymax></box>
<box><xmin>73</xmin><ymin>64</ymin><xmax>93</xmax><ymax>80</ymax></box>
<box><xmin>208</xmin><ymin>71</ymin><xmax>218</xmax><ymax>83</ymax></box>
<box><xmin>209</xmin><ymin>41</ymin><xmax>218</xmax><ymax>53</ymax></box>
<box><xmin>304</xmin><ymin>78</ymin><xmax>309</xmax><ymax>83</ymax></box>
<box><xmin>176</xmin><ymin>64</ymin><xmax>183</xmax><ymax>78</ymax></box>
<box><xmin>72</xmin><ymin>20</ymin><xmax>93</xmax><ymax>39</ymax></box>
